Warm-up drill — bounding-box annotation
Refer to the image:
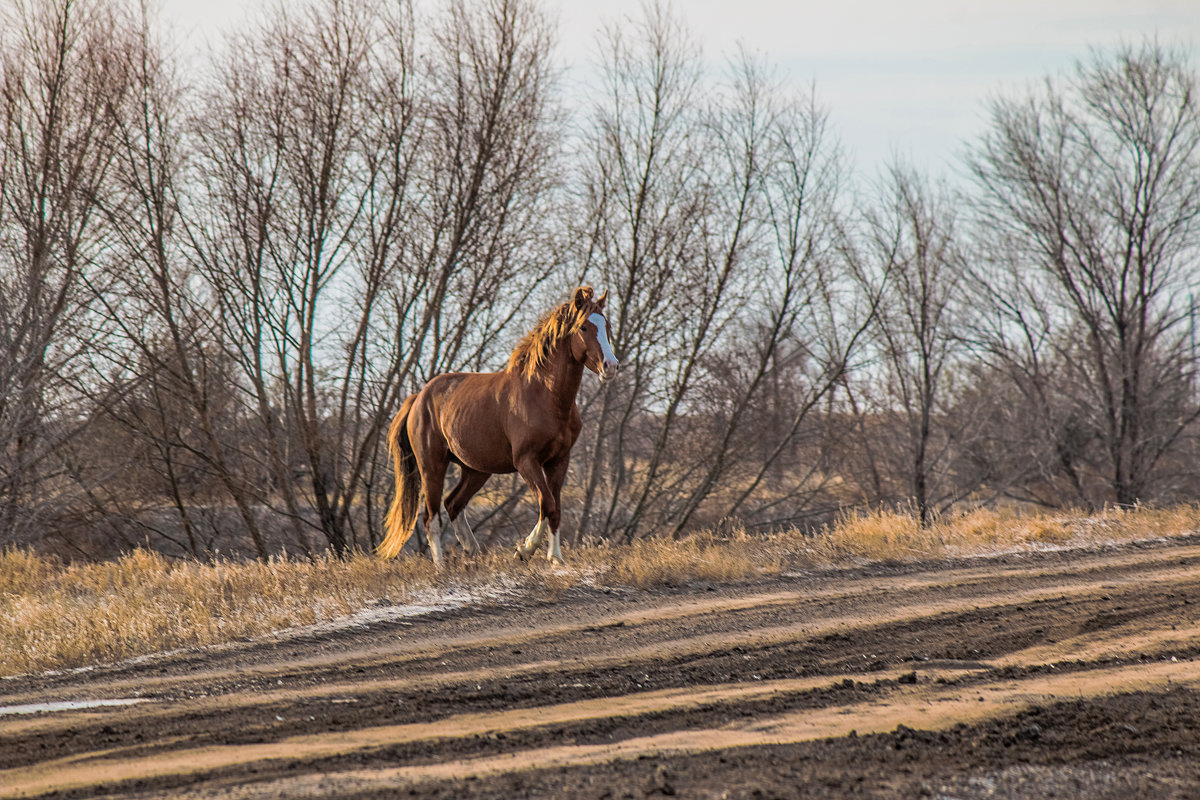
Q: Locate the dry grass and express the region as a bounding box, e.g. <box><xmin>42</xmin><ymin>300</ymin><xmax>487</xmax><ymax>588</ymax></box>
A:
<box><xmin>578</xmin><ymin>531</ymin><xmax>771</xmax><ymax>588</ymax></box>
<box><xmin>3</xmin><ymin>505</ymin><xmax>1197</xmax><ymax>678</ymax></box>
<box><xmin>787</xmin><ymin>504</ymin><xmax>1200</xmax><ymax>565</ymax></box>
<box><xmin>0</xmin><ymin>549</ymin><xmax>436</xmax><ymax>678</ymax></box>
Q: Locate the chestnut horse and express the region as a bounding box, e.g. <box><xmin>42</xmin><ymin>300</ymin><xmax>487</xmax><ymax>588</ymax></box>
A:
<box><xmin>377</xmin><ymin>287</ymin><xmax>618</xmax><ymax>565</ymax></box>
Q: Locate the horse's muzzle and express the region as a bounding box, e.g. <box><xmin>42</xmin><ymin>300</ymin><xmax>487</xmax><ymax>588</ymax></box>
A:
<box><xmin>598</xmin><ymin>361</ymin><xmax>619</xmax><ymax>383</ymax></box>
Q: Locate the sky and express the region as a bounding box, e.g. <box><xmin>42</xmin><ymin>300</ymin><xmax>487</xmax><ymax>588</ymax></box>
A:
<box><xmin>160</xmin><ymin>0</ymin><xmax>1200</xmax><ymax>179</ymax></box>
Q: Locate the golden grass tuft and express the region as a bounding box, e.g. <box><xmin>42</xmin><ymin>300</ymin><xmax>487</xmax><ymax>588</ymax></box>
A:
<box><xmin>2</xmin><ymin>504</ymin><xmax>1197</xmax><ymax>678</ymax></box>
<box><xmin>582</xmin><ymin>530</ymin><xmax>772</xmax><ymax>588</ymax></box>
<box><xmin>781</xmin><ymin>504</ymin><xmax>1200</xmax><ymax>566</ymax></box>
<box><xmin>797</xmin><ymin>509</ymin><xmax>937</xmax><ymax>563</ymax></box>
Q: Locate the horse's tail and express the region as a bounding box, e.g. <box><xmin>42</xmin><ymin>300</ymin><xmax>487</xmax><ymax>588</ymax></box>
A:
<box><xmin>377</xmin><ymin>395</ymin><xmax>422</xmax><ymax>559</ymax></box>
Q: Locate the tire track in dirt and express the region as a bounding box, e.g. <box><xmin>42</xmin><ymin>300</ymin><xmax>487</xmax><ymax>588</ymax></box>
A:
<box><xmin>167</xmin><ymin>659</ymin><xmax>1200</xmax><ymax>797</ymax></box>
<box><xmin>2</xmin><ymin>539</ymin><xmax>1200</xmax><ymax>798</ymax></box>
<box><xmin>1</xmin><ymin>667</ymin><xmax>979</xmax><ymax>799</ymax></box>
<box><xmin>7</xmin><ymin>657</ymin><xmax>1198</xmax><ymax>800</ymax></box>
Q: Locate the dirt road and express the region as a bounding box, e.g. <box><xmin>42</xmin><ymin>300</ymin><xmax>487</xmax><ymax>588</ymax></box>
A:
<box><xmin>4</xmin><ymin>537</ymin><xmax>1200</xmax><ymax>799</ymax></box>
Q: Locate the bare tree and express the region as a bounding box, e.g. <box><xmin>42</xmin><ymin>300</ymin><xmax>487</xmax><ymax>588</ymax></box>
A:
<box><xmin>966</xmin><ymin>40</ymin><xmax>1200</xmax><ymax>507</ymax></box>
<box><xmin>571</xmin><ymin>4</ymin><xmax>866</xmax><ymax>541</ymax></box>
<box><xmin>570</xmin><ymin>2</ymin><xmax>709</xmax><ymax>542</ymax></box>
<box><xmin>845</xmin><ymin>162</ymin><xmax>971</xmax><ymax>525</ymax></box>
<box><xmin>11</xmin><ymin>0</ymin><xmax>561</xmax><ymax>560</ymax></box>
<box><xmin>672</xmin><ymin>79</ymin><xmax>867</xmax><ymax>535</ymax></box>
<box><xmin>0</xmin><ymin>0</ymin><xmax>129</xmax><ymax>545</ymax></box>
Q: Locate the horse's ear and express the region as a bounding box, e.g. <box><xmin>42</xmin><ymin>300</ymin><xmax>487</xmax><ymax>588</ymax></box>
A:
<box><xmin>596</xmin><ymin>289</ymin><xmax>608</xmax><ymax>309</ymax></box>
<box><xmin>573</xmin><ymin>286</ymin><xmax>593</xmax><ymax>309</ymax></box>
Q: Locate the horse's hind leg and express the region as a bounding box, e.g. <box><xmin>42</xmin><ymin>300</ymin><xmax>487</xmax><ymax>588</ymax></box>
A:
<box><xmin>424</xmin><ymin>478</ymin><xmax>448</xmax><ymax>567</ymax></box>
<box><xmin>444</xmin><ymin>467</ymin><xmax>489</xmax><ymax>556</ymax></box>
<box><xmin>410</xmin><ymin>413</ymin><xmax>450</xmax><ymax>567</ymax></box>
<box><xmin>516</xmin><ymin>518</ymin><xmax>549</xmax><ymax>562</ymax></box>
<box><xmin>450</xmin><ymin>513</ymin><xmax>480</xmax><ymax>557</ymax></box>
<box><xmin>424</xmin><ymin>513</ymin><xmax>446</xmax><ymax>565</ymax></box>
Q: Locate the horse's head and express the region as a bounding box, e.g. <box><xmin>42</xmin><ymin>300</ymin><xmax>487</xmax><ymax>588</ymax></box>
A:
<box><xmin>570</xmin><ymin>287</ymin><xmax>619</xmax><ymax>383</ymax></box>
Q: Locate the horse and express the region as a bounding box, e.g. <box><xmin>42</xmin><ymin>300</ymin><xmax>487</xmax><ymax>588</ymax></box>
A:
<box><xmin>376</xmin><ymin>287</ymin><xmax>619</xmax><ymax>566</ymax></box>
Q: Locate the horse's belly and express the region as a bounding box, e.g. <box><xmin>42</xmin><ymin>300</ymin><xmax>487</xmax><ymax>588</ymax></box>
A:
<box><xmin>440</xmin><ymin>409</ymin><xmax>515</xmax><ymax>474</ymax></box>
<box><xmin>455</xmin><ymin>449</ymin><xmax>517</xmax><ymax>474</ymax></box>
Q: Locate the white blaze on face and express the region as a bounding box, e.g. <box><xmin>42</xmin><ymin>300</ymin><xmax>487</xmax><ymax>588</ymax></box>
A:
<box><xmin>587</xmin><ymin>313</ymin><xmax>619</xmax><ymax>371</ymax></box>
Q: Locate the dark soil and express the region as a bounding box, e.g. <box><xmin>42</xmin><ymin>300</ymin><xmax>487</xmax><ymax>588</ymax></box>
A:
<box><xmin>3</xmin><ymin>538</ymin><xmax>1200</xmax><ymax>799</ymax></box>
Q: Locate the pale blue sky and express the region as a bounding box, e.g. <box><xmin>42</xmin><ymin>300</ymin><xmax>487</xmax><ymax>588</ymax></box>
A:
<box><xmin>162</xmin><ymin>0</ymin><xmax>1200</xmax><ymax>177</ymax></box>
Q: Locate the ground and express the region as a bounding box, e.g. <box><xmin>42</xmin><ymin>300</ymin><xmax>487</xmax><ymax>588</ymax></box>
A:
<box><xmin>3</xmin><ymin>537</ymin><xmax>1200</xmax><ymax>799</ymax></box>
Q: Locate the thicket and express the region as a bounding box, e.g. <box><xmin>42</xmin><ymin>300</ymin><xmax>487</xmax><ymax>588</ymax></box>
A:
<box><xmin>2</xmin><ymin>0</ymin><xmax>1198</xmax><ymax>560</ymax></box>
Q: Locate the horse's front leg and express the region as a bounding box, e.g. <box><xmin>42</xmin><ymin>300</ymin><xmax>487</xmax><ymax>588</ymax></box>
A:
<box><xmin>543</xmin><ymin>455</ymin><xmax>570</xmax><ymax>565</ymax></box>
<box><xmin>514</xmin><ymin>455</ymin><xmax>558</xmax><ymax>562</ymax></box>
<box><xmin>546</xmin><ymin>526</ymin><xmax>564</xmax><ymax>564</ymax></box>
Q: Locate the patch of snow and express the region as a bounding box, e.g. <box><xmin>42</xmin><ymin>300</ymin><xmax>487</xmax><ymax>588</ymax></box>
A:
<box><xmin>0</xmin><ymin>698</ymin><xmax>147</xmax><ymax>716</ymax></box>
<box><xmin>262</xmin><ymin>579</ymin><xmax>522</xmax><ymax>642</ymax></box>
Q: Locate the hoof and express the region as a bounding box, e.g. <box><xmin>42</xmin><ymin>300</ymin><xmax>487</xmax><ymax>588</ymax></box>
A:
<box><xmin>547</xmin><ymin>556</ymin><xmax>566</xmax><ymax>566</ymax></box>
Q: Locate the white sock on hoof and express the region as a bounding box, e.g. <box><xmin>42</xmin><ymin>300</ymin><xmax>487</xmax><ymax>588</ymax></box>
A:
<box><xmin>546</xmin><ymin>530</ymin><xmax>564</xmax><ymax>563</ymax></box>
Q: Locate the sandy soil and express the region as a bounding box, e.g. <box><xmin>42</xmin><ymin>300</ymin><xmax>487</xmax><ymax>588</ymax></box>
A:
<box><xmin>3</xmin><ymin>537</ymin><xmax>1200</xmax><ymax>799</ymax></box>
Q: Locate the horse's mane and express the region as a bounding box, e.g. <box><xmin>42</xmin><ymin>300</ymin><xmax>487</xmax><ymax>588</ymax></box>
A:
<box><xmin>506</xmin><ymin>287</ymin><xmax>601</xmax><ymax>381</ymax></box>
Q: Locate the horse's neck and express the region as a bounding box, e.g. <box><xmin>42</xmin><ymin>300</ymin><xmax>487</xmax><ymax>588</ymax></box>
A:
<box><xmin>538</xmin><ymin>341</ymin><xmax>583</xmax><ymax>413</ymax></box>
